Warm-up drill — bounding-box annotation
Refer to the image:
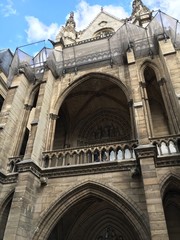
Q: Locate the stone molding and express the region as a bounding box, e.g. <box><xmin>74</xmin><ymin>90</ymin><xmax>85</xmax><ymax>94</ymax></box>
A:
<box><xmin>0</xmin><ymin>171</ymin><xmax>18</xmax><ymax>184</ymax></box>
<box><xmin>17</xmin><ymin>159</ymin><xmax>41</xmax><ymax>178</ymax></box>
<box><xmin>16</xmin><ymin>159</ymin><xmax>137</xmax><ymax>179</ymax></box>
<box><xmin>156</xmin><ymin>154</ymin><xmax>180</xmax><ymax>167</ymax></box>
<box><xmin>134</xmin><ymin>144</ymin><xmax>157</xmax><ymax>160</ymax></box>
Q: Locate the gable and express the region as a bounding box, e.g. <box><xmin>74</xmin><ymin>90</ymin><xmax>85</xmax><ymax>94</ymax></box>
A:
<box><xmin>78</xmin><ymin>11</ymin><xmax>124</xmax><ymax>41</ymax></box>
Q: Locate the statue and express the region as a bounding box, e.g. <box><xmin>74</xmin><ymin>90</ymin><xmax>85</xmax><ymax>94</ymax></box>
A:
<box><xmin>55</xmin><ymin>11</ymin><xmax>77</xmax><ymax>45</ymax></box>
<box><xmin>132</xmin><ymin>0</ymin><xmax>150</xmax><ymax>16</ymax></box>
<box><xmin>66</xmin><ymin>11</ymin><xmax>76</xmax><ymax>28</ymax></box>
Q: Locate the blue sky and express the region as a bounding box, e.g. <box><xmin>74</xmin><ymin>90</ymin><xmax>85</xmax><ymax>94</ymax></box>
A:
<box><xmin>0</xmin><ymin>0</ymin><xmax>179</xmax><ymax>54</ymax></box>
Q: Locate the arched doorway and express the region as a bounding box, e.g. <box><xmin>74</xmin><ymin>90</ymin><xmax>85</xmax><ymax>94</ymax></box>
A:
<box><xmin>53</xmin><ymin>73</ymin><xmax>134</xmax><ymax>149</ymax></box>
<box><xmin>0</xmin><ymin>192</ymin><xmax>14</xmax><ymax>240</ymax></box>
<box><xmin>32</xmin><ymin>182</ymin><xmax>150</xmax><ymax>240</ymax></box>
<box><xmin>162</xmin><ymin>176</ymin><xmax>180</xmax><ymax>240</ymax></box>
<box><xmin>48</xmin><ymin>196</ymin><xmax>141</xmax><ymax>240</ymax></box>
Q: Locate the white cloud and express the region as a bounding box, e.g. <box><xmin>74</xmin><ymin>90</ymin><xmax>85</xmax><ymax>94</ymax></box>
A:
<box><xmin>74</xmin><ymin>0</ymin><xmax>129</xmax><ymax>30</ymax></box>
<box><xmin>0</xmin><ymin>0</ymin><xmax>17</xmax><ymax>17</ymax></box>
<box><xmin>25</xmin><ymin>1</ymin><xmax>129</xmax><ymax>43</ymax></box>
<box><xmin>24</xmin><ymin>0</ymin><xmax>180</xmax><ymax>44</ymax></box>
<box><xmin>144</xmin><ymin>0</ymin><xmax>180</xmax><ymax>20</ymax></box>
<box><xmin>25</xmin><ymin>16</ymin><xmax>60</xmax><ymax>43</ymax></box>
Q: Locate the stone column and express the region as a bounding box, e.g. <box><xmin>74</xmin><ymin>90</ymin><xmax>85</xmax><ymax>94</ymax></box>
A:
<box><xmin>3</xmin><ymin>162</ymin><xmax>40</xmax><ymax>240</ymax></box>
<box><xmin>128</xmin><ymin>99</ymin><xmax>137</xmax><ymax>140</ymax></box>
<box><xmin>158</xmin><ymin>78</ymin><xmax>180</xmax><ymax>133</ymax></box>
<box><xmin>139</xmin><ymin>81</ymin><xmax>154</xmax><ymax>138</ymax></box>
<box><xmin>158</xmin><ymin>38</ymin><xmax>180</xmax><ymax>133</ymax></box>
<box><xmin>135</xmin><ymin>145</ymin><xmax>169</xmax><ymax>240</ymax></box>
<box><xmin>127</xmin><ymin>60</ymin><xmax>150</xmax><ymax>144</ymax></box>
<box><xmin>45</xmin><ymin>113</ymin><xmax>59</xmax><ymax>151</ymax></box>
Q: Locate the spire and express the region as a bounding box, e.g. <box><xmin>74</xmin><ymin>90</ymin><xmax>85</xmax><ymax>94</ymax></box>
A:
<box><xmin>55</xmin><ymin>11</ymin><xmax>77</xmax><ymax>47</ymax></box>
<box><xmin>131</xmin><ymin>0</ymin><xmax>152</xmax><ymax>27</ymax></box>
<box><xmin>66</xmin><ymin>11</ymin><xmax>76</xmax><ymax>28</ymax></box>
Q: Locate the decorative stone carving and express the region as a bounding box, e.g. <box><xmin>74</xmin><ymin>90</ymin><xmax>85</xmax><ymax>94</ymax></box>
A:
<box><xmin>132</xmin><ymin>0</ymin><xmax>150</xmax><ymax>16</ymax></box>
<box><xmin>66</xmin><ymin>12</ymin><xmax>76</xmax><ymax>29</ymax></box>
<box><xmin>49</xmin><ymin>113</ymin><xmax>59</xmax><ymax>120</ymax></box>
<box><xmin>56</xmin><ymin>12</ymin><xmax>77</xmax><ymax>45</ymax></box>
<box><xmin>24</xmin><ymin>104</ymin><xmax>33</xmax><ymax>111</ymax></box>
<box><xmin>130</xmin><ymin>165</ymin><xmax>141</xmax><ymax>178</ymax></box>
<box><xmin>139</xmin><ymin>81</ymin><xmax>146</xmax><ymax>88</ymax></box>
<box><xmin>131</xmin><ymin>0</ymin><xmax>152</xmax><ymax>27</ymax></box>
<box><xmin>96</xmin><ymin>226</ymin><xmax>124</xmax><ymax>240</ymax></box>
<box><xmin>158</xmin><ymin>77</ymin><xmax>166</xmax><ymax>86</ymax></box>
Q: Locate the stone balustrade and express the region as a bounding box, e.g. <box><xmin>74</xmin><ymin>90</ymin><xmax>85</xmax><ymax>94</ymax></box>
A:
<box><xmin>42</xmin><ymin>140</ymin><xmax>138</xmax><ymax>168</ymax></box>
<box><xmin>150</xmin><ymin>135</ymin><xmax>180</xmax><ymax>156</ymax></box>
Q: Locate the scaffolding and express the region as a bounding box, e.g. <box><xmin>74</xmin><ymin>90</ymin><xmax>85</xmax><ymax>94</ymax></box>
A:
<box><xmin>8</xmin><ymin>10</ymin><xmax>180</xmax><ymax>83</ymax></box>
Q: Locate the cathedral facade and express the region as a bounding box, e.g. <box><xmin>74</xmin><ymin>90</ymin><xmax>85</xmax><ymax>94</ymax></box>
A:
<box><xmin>0</xmin><ymin>1</ymin><xmax>180</xmax><ymax>239</ymax></box>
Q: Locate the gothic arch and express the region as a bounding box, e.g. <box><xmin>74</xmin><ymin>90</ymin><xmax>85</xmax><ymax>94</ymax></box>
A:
<box><xmin>53</xmin><ymin>72</ymin><xmax>131</xmax><ymax>115</ymax></box>
<box><xmin>160</xmin><ymin>173</ymin><xmax>180</xmax><ymax>240</ymax></box>
<box><xmin>139</xmin><ymin>60</ymin><xmax>164</xmax><ymax>82</ymax></box>
<box><xmin>139</xmin><ymin>60</ymin><xmax>170</xmax><ymax>136</ymax></box>
<box><xmin>13</xmin><ymin>83</ymin><xmax>41</xmax><ymax>157</ymax></box>
<box><xmin>24</xmin><ymin>82</ymin><xmax>40</xmax><ymax>107</ymax></box>
<box><xmin>32</xmin><ymin>181</ymin><xmax>150</xmax><ymax>240</ymax></box>
<box><xmin>0</xmin><ymin>189</ymin><xmax>14</xmax><ymax>212</ymax></box>
<box><xmin>52</xmin><ymin>72</ymin><xmax>136</xmax><ymax>149</ymax></box>
<box><xmin>0</xmin><ymin>190</ymin><xmax>14</xmax><ymax>240</ymax></box>
<box><xmin>159</xmin><ymin>172</ymin><xmax>180</xmax><ymax>199</ymax></box>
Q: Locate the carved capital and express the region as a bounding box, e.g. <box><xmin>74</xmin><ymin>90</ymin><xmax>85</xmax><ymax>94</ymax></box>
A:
<box><xmin>24</xmin><ymin>104</ymin><xmax>33</xmax><ymax>111</ymax></box>
<box><xmin>49</xmin><ymin>113</ymin><xmax>59</xmax><ymax>120</ymax></box>
<box><xmin>139</xmin><ymin>81</ymin><xmax>146</xmax><ymax>88</ymax></box>
<box><xmin>158</xmin><ymin>78</ymin><xmax>166</xmax><ymax>86</ymax></box>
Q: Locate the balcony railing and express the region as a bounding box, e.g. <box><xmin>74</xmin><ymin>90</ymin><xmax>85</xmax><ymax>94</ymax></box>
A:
<box><xmin>42</xmin><ymin>140</ymin><xmax>138</xmax><ymax>168</ymax></box>
<box><xmin>150</xmin><ymin>135</ymin><xmax>180</xmax><ymax>156</ymax></box>
<box><xmin>7</xmin><ymin>136</ymin><xmax>180</xmax><ymax>173</ymax></box>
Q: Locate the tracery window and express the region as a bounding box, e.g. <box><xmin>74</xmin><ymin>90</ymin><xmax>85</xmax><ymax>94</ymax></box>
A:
<box><xmin>94</xmin><ymin>28</ymin><xmax>114</xmax><ymax>38</ymax></box>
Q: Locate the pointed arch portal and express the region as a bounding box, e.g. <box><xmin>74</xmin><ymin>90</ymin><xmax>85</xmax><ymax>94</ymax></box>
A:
<box><xmin>161</xmin><ymin>174</ymin><xmax>180</xmax><ymax>240</ymax></box>
<box><xmin>33</xmin><ymin>182</ymin><xmax>150</xmax><ymax>240</ymax></box>
<box><xmin>53</xmin><ymin>73</ymin><xmax>135</xmax><ymax>149</ymax></box>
